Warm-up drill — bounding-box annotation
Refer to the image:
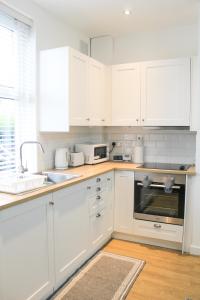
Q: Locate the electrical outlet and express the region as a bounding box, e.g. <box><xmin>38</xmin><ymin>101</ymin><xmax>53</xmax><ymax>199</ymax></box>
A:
<box><xmin>137</xmin><ymin>135</ymin><xmax>143</xmax><ymax>142</ymax></box>
<box><xmin>116</xmin><ymin>142</ymin><xmax>121</xmax><ymax>147</ymax></box>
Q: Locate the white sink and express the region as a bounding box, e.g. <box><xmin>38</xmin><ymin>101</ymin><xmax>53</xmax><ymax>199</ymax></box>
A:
<box><xmin>0</xmin><ymin>173</ymin><xmax>46</xmax><ymax>194</ymax></box>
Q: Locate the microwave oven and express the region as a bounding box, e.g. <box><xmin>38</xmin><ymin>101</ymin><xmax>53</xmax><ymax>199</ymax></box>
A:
<box><xmin>75</xmin><ymin>143</ymin><xmax>109</xmax><ymax>164</ymax></box>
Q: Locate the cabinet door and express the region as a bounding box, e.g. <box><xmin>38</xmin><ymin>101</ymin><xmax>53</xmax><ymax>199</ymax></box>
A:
<box><xmin>69</xmin><ymin>48</ymin><xmax>90</xmax><ymax>126</ymax></box>
<box><xmin>0</xmin><ymin>195</ymin><xmax>54</xmax><ymax>300</ymax></box>
<box><xmin>141</xmin><ymin>58</ymin><xmax>191</xmax><ymax>126</ymax></box>
<box><xmin>112</xmin><ymin>63</ymin><xmax>141</xmax><ymax>126</ymax></box>
<box><xmin>53</xmin><ymin>184</ymin><xmax>89</xmax><ymax>288</ymax></box>
<box><xmin>114</xmin><ymin>171</ymin><xmax>134</xmax><ymax>234</ymax></box>
<box><xmin>88</xmin><ymin>58</ymin><xmax>106</xmax><ymax>126</ymax></box>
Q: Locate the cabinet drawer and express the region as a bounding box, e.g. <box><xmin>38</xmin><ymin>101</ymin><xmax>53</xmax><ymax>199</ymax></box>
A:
<box><xmin>88</xmin><ymin>193</ymin><xmax>105</xmax><ymax>216</ymax></box>
<box><xmin>133</xmin><ymin>220</ymin><xmax>183</xmax><ymax>243</ymax></box>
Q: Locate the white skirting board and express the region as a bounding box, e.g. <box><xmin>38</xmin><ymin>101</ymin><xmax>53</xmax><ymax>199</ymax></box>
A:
<box><xmin>189</xmin><ymin>245</ymin><xmax>200</xmax><ymax>256</ymax></box>
<box><xmin>112</xmin><ymin>232</ymin><xmax>182</xmax><ymax>251</ymax></box>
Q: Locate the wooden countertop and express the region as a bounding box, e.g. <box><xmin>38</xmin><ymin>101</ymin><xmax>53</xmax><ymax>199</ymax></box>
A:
<box><xmin>0</xmin><ymin>162</ymin><xmax>196</xmax><ymax>211</ymax></box>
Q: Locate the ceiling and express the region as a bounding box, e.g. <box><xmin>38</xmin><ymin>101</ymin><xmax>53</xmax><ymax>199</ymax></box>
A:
<box><xmin>33</xmin><ymin>0</ymin><xmax>199</xmax><ymax>37</ymax></box>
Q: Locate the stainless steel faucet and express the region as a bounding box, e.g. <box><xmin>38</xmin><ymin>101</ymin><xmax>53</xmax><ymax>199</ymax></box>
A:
<box><xmin>20</xmin><ymin>141</ymin><xmax>45</xmax><ymax>173</ymax></box>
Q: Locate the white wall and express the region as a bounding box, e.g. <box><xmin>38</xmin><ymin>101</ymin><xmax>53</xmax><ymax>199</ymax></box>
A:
<box><xmin>91</xmin><ymin>24</ymin><xmax>198</xmax><ymax>64</ymax></box>
<box><xmin>186</xmin><ymin>6</ymin><xmax>200</xmax><ymax>256</ymax></box>
<box><xmin>3</xmin><ymin>0</ymin><xmax>89</xmax><ymax>51</ymax></box>
<box><xmin>113</xmin><ymin>24</ymin><xmax>198</xmax><ymax>64</ymax></box>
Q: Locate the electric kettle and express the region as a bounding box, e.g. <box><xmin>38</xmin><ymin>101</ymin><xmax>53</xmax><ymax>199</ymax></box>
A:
<box><xmin>55</xmin><ymin>148</ymin><xmax>69</xmax><ymax>169</ymax></box>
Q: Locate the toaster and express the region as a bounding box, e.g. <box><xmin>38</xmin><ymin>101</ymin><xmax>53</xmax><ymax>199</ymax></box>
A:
<box><xmin>69</xmin><ymin>152</ymin><xmax>84</xmax><ymax>167</ymax></box>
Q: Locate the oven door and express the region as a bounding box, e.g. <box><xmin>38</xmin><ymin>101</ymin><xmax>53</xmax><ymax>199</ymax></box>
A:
<box><xmin>134</xmin><ymin>181</ymin><xmax>185</xmax><ymax>225</ymax></box>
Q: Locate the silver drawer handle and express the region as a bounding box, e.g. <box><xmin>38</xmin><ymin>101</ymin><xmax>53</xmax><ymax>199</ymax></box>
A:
<box><xmin>96</xmin><ymin>178</ymin><xmax>101</xmax><ymax>182</ymax></box>
<box><xmin>96</xmin><ymin>195</ymin><xmax>101</xmax><ymax>200</ymax></box>
<box><xmin>154</xmin><ymin>224</ymin><xmax>162</xmax><ymax>229</ymax></box>
<box><xmin>87</xmin><ymin>186</ymin><xmax>91</xmax><ymax>190</ymax></box>
<box><xmin>49</xmin><ymin>201</ymin><xmax>54</xmax><ymax>206</ymax></box>
<box><xmin>96</xmin><ymin>187</ymin><xmax>101</xmax><ymax>192</ymax></box>
<box><xmin>107</xmin><ymin>178</ymin><xmax>111</xmax><ymax>181</ymax></box>
<box><xmin>137</xmin><ymin>182</ymin><xmax>181</xmax><ymax>190</ymax></box>
<box><xmin>96</xmin><ymin>213</ymin><xmax>101</xmax><ymax>218</ymax></box>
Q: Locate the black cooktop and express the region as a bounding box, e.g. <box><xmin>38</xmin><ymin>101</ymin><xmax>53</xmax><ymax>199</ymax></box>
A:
<box><xmin>138</xmin><ymin>163</ymin><xmax>191</xmax><ymax>171</ymax></box>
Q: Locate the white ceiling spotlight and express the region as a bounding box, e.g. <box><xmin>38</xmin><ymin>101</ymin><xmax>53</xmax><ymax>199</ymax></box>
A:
<box><xmin>123</xmin><ymin>9</ymin><xmax>132</xmax><ymax>16</ymax></box>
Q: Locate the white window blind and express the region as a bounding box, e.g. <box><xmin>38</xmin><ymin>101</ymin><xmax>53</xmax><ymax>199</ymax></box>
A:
<box><xmin>0</xmin><ymin>8</ymin><xmax>35</xmax><ymax>172</ymax></box>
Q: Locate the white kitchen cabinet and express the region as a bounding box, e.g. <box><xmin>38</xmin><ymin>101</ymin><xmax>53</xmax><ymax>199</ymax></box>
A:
<box><xmin>141</xmin><ymin>58</ymin><xmax>191</xmax><ymax>126</ymax></box>
<box><xmin>87</xmin><ymin>172</ymin><xmax>114</xmax><ymax>253</ymax></box>
<box><xmin>52</xmin><ymin>183</ymin><xmax>90</xmax><ymax>288</ymax></box>
<box><xmin>70</xmin><ymin>48</ymin><xmax>90</xmax><ymax>126</ymax></box>
<box><xmin>112</xmin><ymin>58</ymin><xmax>191</xmax><ymax>127</ymax></box>
<box><xmin>88</xmin><ymin>58</ymin><xmax>109</xmax><ymax>125</ymax></box>
<box><xmin>40</xmin><ymin>47</ymin><xmax>110</xmax><ymax>129</ymax></box>
<box><xmin>0</xmin><ymin>195</ymin><xmax>54</xmax><ymax>300</ymax></box>
<box><xmin>112</xmin><ymin>63</ymin><xmax>141</xmax><ymax>126</ymax></box>
<box><xmin>114</xmin><ymin>171</ymin><xmax>134</xmax><ymax>234</ymax></box>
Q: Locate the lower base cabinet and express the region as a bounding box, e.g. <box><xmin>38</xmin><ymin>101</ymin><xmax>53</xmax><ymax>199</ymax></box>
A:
<box><xmin>114</xmin><ymin>171</ymin><xmax>135</xmax><ymax>234</ymax></box>
<box><xmin>0</xmin><ymin>195</ymin><xmax>54</xmax><ymax>300</ymax></box>
<box><xmin>53</xmin><ymin>183</ymin><xmax>90</xmax><ymax>289</ymax></box>
<box><xmin>0</xmin><ymin>171</ymin><xmax>114</xmax><ymax>300</ymax></box>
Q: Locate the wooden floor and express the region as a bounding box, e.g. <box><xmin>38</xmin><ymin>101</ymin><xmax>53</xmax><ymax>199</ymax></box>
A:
<box><xmin>104</xmin><ymin>239</ymin><xmax>200</xmax><ymax>300</ymax></box>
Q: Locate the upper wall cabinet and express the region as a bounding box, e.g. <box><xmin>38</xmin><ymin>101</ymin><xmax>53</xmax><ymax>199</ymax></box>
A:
<box><xmin>70</xmin><ymin>49</ymin><xmax>90</xmax><ymax>126</ymax></box>
<box><xmin>40</xmin><ymin>47</ymin><xmax>110</xmax><ymax>131</ymax></box>
<box><xmin>112</xmin><ymin>58</ymin><xmax>191</xmax><ymax>127</ymax></box>
<box><xmin>141</xmin><ymin>58</ymin><xmax>191</xmax><ymax>126</ymax></box>
<box><xmin>88</xmin><ymin>58</ymin><xmax>111</xmax><ymax>126</ymax></box>
<box><xmin>112</xmin><ymin>63</ymin><xmax>141</xmax><ymax>126</ymax></box>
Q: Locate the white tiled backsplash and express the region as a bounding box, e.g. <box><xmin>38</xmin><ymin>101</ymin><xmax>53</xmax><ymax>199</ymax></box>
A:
<box><xmin>104</xmin><ymin>127</ymin><xmax>196</xmax><ymax>164</ymax></box>
<box><xmin>38</xmin><ymin>126</ymin><xmax>196</xmax><ymax>170</ymax></box>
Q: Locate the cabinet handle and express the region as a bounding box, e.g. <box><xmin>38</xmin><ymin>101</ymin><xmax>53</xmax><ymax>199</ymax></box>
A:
<box><xmin>136</xmin><ymin>118</ymin><xmax>139</xmax><ymax>122</ymax></box>
<box><xmin>87</xmin><ymin>186</ymin><xmax>91</xmax><ymax>190</ymax></box>
<box><xmin>86</xmin><ymin>118</ymin><xmax>90</xmax><ymax>121</ymax></box>
<box><xmin>49</xmin><ymin>201</ymin><xmax>54</xmax><ymax>206</ymax></box>
<box><xmin>96</xmin><ymin>177</ymin><xmax>101</xmax><ymax>182</ymax></box>
<box><xmin>96</xmin><ymin>195</ymin><xmax>101</xmax><ymax>200</ymax></box>
<box><xmin>154</xmin><ymin>224</ymin><xmax>162</xmax><ymax>229</ymax></box>
<box><xmin>96</xmin><ymin>187</ymin><xmax>101</xmax><ymax>192</ymax></box>
<box><xmin>142</xmin><ymin>118</ymin><xmax>145</xmax><ymax>122</ymax></box>
<box><xmin>107</xmin><ymin>178</ymin><xmax>111</xmax><ymax>181</ymax></box>
<box><xmin>101</xmin><ymin>119</ymin><xmax>105</xmax><ymax>122</ymax></box>
<box><xmin>96</xmin><ymin>213</ymin><xmax>101</xmax><ymax>218</ymax></box>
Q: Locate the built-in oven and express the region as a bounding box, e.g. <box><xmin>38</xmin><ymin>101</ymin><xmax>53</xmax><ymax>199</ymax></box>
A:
<box><xmin>134</xmin><ymin>172</ymin><xmax>186</xmax><ymax>225</ymax></box>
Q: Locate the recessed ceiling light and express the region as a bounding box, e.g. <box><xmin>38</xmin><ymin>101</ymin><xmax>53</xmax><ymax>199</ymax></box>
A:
<box><xmin>124</xmin><ymin>9</ymin><xmax>132</xmax><ymax>15</ymax></box>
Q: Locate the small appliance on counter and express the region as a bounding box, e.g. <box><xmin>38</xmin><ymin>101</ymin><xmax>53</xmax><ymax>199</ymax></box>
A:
<box><xmin>69</xmin><ymin>152</ymin><xmax>84</xmax><ymax>167</ymax></box>
<box><xmin>113</xmin><ymin>154</ymin><xmax>132</xmax><ymax>162</ymax></box>
<box><xmin>55</xmin><ymin>148</ymin><xmax>69</xmax><ymax>169</ymax></box>
<box><xmin>75</xmin><ymin>143</ymin><xmax>109</xmax><ymax>164</ymax></box>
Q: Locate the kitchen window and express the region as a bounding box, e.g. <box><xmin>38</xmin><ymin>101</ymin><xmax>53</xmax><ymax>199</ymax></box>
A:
<box><xmin>0</xmin><ymin>7</ymin><xmax>36</xmax><ymax>173</ymax></box>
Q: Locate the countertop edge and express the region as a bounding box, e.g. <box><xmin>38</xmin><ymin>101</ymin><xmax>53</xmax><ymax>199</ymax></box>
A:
<box><xmin>0</xmin><ymin>162</ymin><xmax>196</xmax><ymax>211</ymax></box>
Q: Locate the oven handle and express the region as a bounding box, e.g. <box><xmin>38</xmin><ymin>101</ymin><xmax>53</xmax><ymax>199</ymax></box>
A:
<box><xmin>137</xmin><ymin>182</ymin><xmax>181</xmax><ymax>190</ymax></box>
